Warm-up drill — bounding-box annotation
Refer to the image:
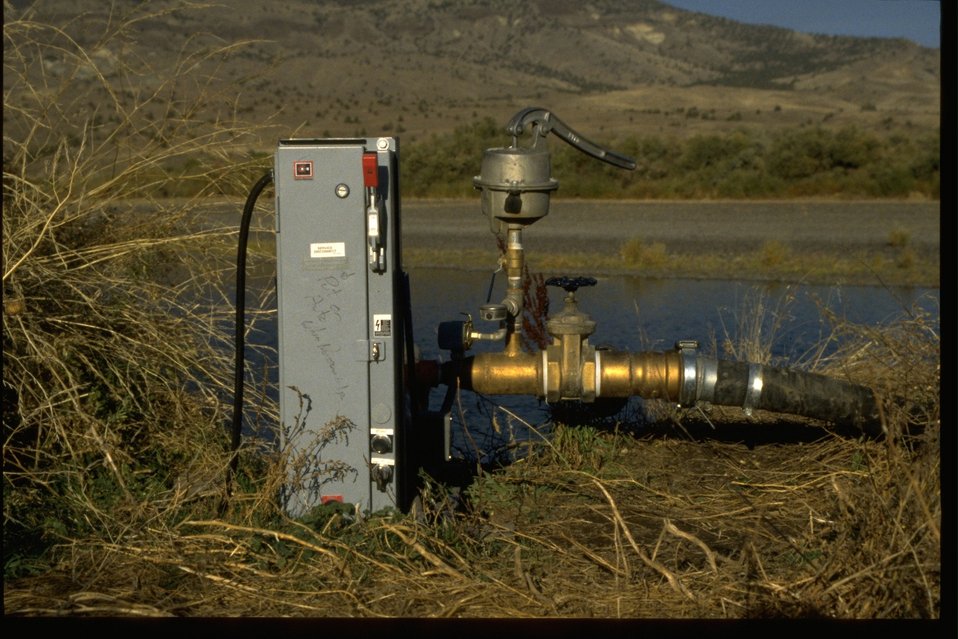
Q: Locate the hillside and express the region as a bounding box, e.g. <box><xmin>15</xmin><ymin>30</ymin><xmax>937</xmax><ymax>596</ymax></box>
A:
<box><xmin>5</xmin><ymin>0</ymin><xmax>940</xmax><ymax>146</ymax></box>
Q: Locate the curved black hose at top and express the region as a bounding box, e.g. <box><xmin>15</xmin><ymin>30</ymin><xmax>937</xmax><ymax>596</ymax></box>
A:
<box><xmin>227</xmin><ymin>171</ymin><xmax>273</xmax><ymax>496</ymax></box>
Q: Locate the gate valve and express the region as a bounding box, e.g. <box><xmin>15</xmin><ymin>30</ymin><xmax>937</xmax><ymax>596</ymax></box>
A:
<box><xmin>545</xmin><ymin>276</ymin><xmax>597</xmax><ymax>340</ymax></box>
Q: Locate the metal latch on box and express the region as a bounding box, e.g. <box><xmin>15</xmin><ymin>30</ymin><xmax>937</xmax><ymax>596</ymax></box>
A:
<box><xmin>355</xmin><ymin>339</ymin><xmax>386</xmax><ymax>362</ymax></box>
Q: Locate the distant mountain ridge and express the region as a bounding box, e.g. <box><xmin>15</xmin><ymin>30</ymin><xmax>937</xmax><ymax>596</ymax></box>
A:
<box><xmin>7</xmin><ymin>0</ymin><xmax>940</xmax><ymax>142</ymax></box>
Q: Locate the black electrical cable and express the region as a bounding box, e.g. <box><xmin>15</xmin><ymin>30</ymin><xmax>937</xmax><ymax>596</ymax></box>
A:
<box><xmin>226</xmin><ymin>171</ymin><xmax>273</xmax><ymax>502</ymax></box>
<box><xmin>401</xmin><ymin>271</ymin><xmax>420</xmax><ymax>418</ymax></box>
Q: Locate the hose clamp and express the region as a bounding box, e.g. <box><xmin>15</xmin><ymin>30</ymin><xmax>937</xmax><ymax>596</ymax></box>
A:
<box><xmin>697</xmin><ymin>358</ymin><xmax>718</xmax><ymax>404</ymax></box>
<box><xmin>676</xmin><ymin>340</ymin><xmax>698</xmax><ymax>406</ymax></box>
<box><xmin>743</xmin><ymin>364</ymin><xmax>764</xmax><ymax>416</ymax></box>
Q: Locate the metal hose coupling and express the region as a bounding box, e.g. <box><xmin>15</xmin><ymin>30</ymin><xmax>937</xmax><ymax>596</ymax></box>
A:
<box><xmin>675</xmin><ymin>340</ymin><xmax>718</xmax><ymax>407</ymax></box>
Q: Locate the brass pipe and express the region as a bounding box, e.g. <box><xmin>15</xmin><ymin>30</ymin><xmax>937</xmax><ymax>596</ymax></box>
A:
<box><xmin>454</xmin><ymin>351</ymin><xmax>540</xmax><ymax>396</ymax></box>
<box><xmin>594</xmin><ymin>351</ymin><xmax>683</xmax><ymax>400</ymax></box>
<box><xmin>504</xmin><ymin>327</ymin><xmax>523</xmax><ymax>356</ymax></box>
<box><xmin>449</xmin><ymin>349</ymin><xmax>684</xmax><ymax>402</ymax></box>
<box><xmin>438</xmin><ymin>348</ymin><xmax>878</xmax><ymax>430</ymax></box>
<box><xmin>502</xmin><ymin>227</ymin><xmax>525</xmax><ymax>356</ymax></box>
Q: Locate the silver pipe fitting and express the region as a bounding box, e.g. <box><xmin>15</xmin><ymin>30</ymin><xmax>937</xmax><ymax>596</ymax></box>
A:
<box><xmin>469</xmin><ymin>325</ymin><xmax>509</xmax><ymax>342</ymax></box>
<box><xmin>675</xmin><ymin>340</ymin><xmax>717</xmax><ymax>407</ymax></box>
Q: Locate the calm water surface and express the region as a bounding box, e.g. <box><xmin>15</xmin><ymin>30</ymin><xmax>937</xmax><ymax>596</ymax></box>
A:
<box><xmin>408</xmin><ymin>268</ymin><xmax>938</xmax><ymax>362</ymax></box>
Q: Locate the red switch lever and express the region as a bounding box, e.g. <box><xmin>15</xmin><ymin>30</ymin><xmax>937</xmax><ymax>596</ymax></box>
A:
<box><xmin>363</xmin><ymin>153</ymin><xmax>379</xmax><ymax>188</ymax></box>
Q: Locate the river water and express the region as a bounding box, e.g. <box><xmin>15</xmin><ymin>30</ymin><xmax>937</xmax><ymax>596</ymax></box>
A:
<box><xmin>408</xmin><ymin>267</ymin><xmax>938</xmax><ymax>363</ymax></box>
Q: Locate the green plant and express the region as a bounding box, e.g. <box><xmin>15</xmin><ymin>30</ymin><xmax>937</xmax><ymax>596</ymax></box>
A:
<box><xmin>759</xmin><ymin>239</ymin><xmax>790</xmax><ymax>267</ymax></box>
<box><xmin>895</xmin><ymin>247</ymin><xmax>917</xmax><ymax>269</ymax></box>
<box><xmin>887</xmin><ymin>227</ymin><xmax>911</xmax><ymax>248</ymax></box>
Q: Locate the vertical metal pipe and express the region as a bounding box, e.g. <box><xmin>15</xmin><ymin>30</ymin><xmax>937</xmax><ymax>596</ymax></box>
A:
<box><xmin>503</xmin><ymin>227</ymin><xmax>524</xmax><ymax>355</ymax></box>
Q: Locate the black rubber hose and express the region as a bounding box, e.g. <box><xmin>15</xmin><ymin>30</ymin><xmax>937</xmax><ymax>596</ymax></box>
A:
<box><xmin>227</xmin><ymin>171</ymin><xmax>273</xmax><ymax>497</ymax></box>
<box><xmin>711</xmin><ymin>360</ymin><xmax>880</xmax><ymax>433</ymax></box>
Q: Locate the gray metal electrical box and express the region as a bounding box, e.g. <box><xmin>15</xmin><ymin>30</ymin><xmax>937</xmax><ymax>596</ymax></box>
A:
<box><xmin>274</xmin><ymin>137</ymin><xmax>407</xmax><ymax>517</ymax></box>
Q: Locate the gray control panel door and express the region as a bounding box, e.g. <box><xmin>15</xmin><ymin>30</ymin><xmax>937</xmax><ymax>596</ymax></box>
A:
<box><xmin>274</xmin><ymin>138</ymin><xmax>401</xmax><ymax>517</ymax></box>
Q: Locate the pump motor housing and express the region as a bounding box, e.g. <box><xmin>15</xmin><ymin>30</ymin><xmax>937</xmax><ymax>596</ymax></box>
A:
<box><xmin>474</xmin><ymin>145</ymin><xmax>557</xmax><ymax>231</ymax></box>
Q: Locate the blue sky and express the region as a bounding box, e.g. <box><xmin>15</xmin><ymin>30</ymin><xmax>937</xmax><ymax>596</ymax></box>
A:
<box><xmin>660</xmin><ymin>0</ymin><xmax>941</xmax><ymax>48</ymax></box>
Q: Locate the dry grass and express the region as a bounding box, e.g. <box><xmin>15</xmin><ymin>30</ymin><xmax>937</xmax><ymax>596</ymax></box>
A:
<box><xmin>4</xmin><ymin>225</ymin><xmax>940</xmax><ymax>620</ymax></box>
<box><xmin>2</xmin><ymin>6</ymin><xmax>940</xmax><ymax>621</ymax></box>
<box><xmin>4</xmin><ymin>315</ymin><xmax>939</xmax><ymax>618</ymax></box>
<box><xmin>620</xmin><ymin>237</ymin><xmax>669</xmax><ymax>269</ymax></box>
<box><xmin>3</xmin><ymin>1</ymin><xmax>275</xmax><ymax>580</ymax></box>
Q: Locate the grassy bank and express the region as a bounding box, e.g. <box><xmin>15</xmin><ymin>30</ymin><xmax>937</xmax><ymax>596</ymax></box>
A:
<box><xmin>403</xmin><ymin>240</ymin><xmax>939</xmax><ymax>288</ymax></box>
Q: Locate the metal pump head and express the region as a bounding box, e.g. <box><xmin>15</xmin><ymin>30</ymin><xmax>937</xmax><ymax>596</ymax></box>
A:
<box><xmin>474</xmin><ymin>107</ymin><xmax>637</xmax><ymax>233</ymax></box>
<box><xmin>473</xmin><ymin>142</ymin><xmax>557</xmax><ymax>232</ymax></box>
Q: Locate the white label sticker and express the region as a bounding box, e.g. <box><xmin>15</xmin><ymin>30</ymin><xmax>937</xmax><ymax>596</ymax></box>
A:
<box><xmin>310</xmin><ymin>242</ymin><xmax>346</xmax><ymax>258</ymax></box>
<box><xmin>373</xmin><ymin>314</ymin><xmax>392</xmax><ymax>337</ymax></box>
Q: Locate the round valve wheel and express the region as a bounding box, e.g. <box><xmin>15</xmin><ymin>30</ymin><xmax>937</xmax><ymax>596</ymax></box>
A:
<box><xmin>545</xmin><ymin>276</ymin><xmax>597</xmax><ymax>293</ymax></box>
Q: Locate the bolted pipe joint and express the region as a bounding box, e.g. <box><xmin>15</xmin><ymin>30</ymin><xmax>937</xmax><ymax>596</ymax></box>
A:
<box><xmin>542</xmin><ymin>339</ymin><xmax>596</xmax><ymax>403</ymax></box>
<box><xmin>674</xmin><ymin>340</ymin><xmax>719</xmax><ymax>407</ymax></box>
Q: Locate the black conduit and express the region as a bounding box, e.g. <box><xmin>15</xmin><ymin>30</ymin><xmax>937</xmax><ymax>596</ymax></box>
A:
<box><xmin>711</xmin><ymin>360</ymin><xmax>880</xmax><ymax>433</ymax></box>
<box><xmin>226</xmin><ymin>171</ymin><xmax>274</xmax><ymax>500</ymax></box>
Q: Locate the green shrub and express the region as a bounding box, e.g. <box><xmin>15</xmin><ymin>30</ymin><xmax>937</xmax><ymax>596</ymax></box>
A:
<box><xmin>759</xmin><ymin>240</ymin><xmax>790</xmax><ymax>268</ymax></box>
<box><xmin>887</xmin><ymin>227</ymin><xmax>911</xmax><ymax>248</ymax></box>
<box><xmin>398</xmin><ymin>121</ymin><xmax>939</xmax><ymax>200</ymax></box>
<box><xmin>620</xmin><ymin>238</ymin><xmax>669</xmax><ymax>268</ymax></box>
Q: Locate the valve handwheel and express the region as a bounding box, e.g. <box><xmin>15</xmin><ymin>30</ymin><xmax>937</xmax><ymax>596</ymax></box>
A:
<box><xmin>545</xmin><ymin>276</ymin><xmax>597</xmax><ymax>293</ymax></box>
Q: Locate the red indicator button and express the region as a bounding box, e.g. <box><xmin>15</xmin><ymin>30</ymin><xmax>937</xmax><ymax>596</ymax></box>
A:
<box><xmin>362</xmin><ymin>153</ymin><xmax>379</xmax><ymax>188</ymax></box>
<box><xmin>293</xmin><ymin>160</ymin><xmax>313</xmax><ymax>180</ymax></box>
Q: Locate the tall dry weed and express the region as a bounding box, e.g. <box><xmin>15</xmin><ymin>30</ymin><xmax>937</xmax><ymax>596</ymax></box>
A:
<box><xmin>3</xmin><ymin>3</ymin><xmax>276</xmax><ymax>577</ymax></box>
